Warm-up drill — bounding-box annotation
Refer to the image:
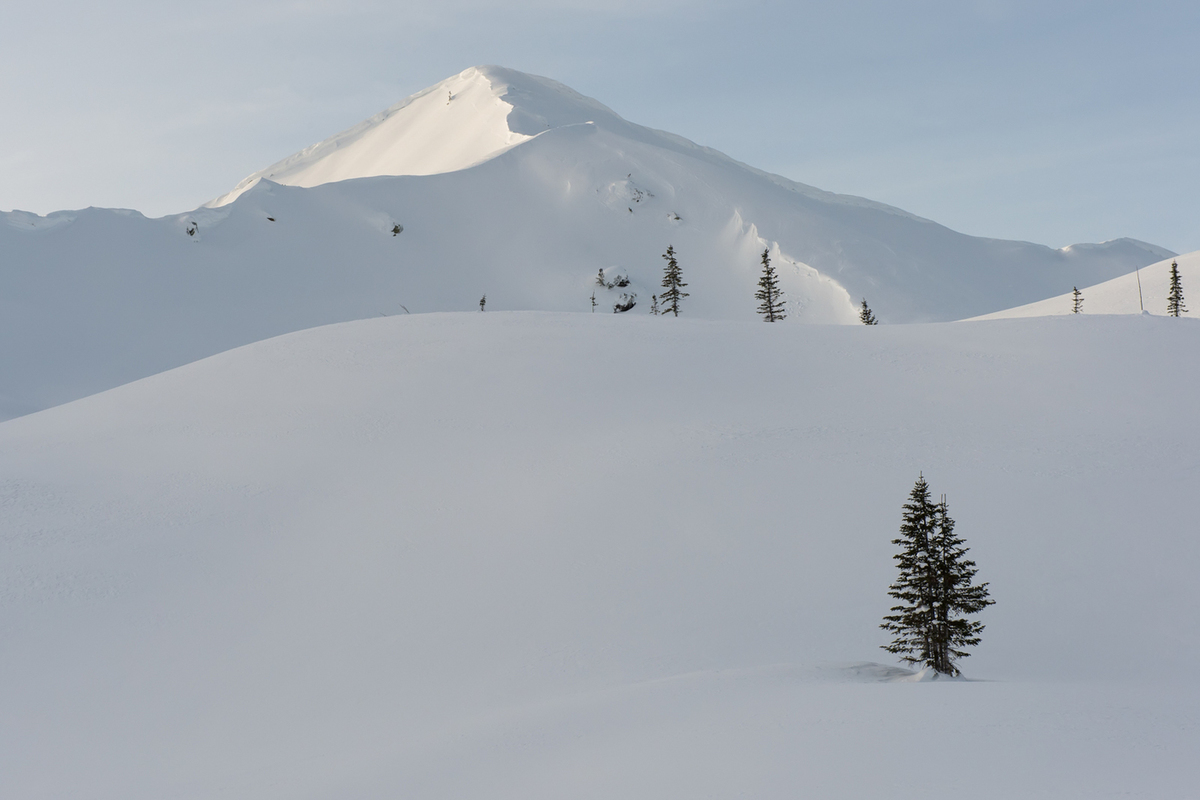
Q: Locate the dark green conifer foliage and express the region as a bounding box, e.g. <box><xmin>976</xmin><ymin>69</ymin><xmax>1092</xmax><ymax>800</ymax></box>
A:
<box><xmin>1072</xmin><ymin>287</ymin><xmax>1083</xmax><ymax>314</ymax></box>
<box><xmin>927</xmin><ymin>495</ymin><xmax>993</xmax><ymax>674</ymax></box>
<box><xmin>881</xmin><ymin>475</ymin><xmax>993</xmax><ymax>676</ymax></box>
<box><xmin>881</xmin><ymin>476</ymin><xmax>938</xmax><ymax>669</ymax></box>
<box><xmin>859</xmin><ymin>298</ymin><xmax>878</xmax><ymax>325</ymax></box>
<box><xmin>1167</xmin><ymin>261</ymin><xmax>1187</xmax><ymax>316</ymax></box>
<box><xmin>660</xmin><ymin>245</ymin><xmax>689</xmax><ymax>317</ymax></box>
<box><xmin>755</xmin><ymin>249</ymin><xmax>786</xmax><ymax>321</ymax></box>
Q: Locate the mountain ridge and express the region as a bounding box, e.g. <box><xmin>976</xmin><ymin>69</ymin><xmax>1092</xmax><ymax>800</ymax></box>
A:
<box><xmin>0</xmin><ymin>65</ymin><xmax>1175</xmax><ymax>419</ymax></box>
<box><xmin>207</xmin><ymin>65</ymin><xmax>946</xmax><ymax>227</ymax></box>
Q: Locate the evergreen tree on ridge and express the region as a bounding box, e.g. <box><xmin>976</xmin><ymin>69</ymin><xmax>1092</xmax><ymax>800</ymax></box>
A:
<box><xmin>660</xmin><ymin>245</ymin><xmax>689</xmax><ymax>317</ymax></box>
<box><xmin>1167</xmin><ymin>261</ymin><xmax>1187</xmax><ymax>316</ymax></box>
<box><xmin>755</xmin><ymin>248</ymin><xmax>786</xmax><ymax>322</ymax></box>
<box><xmin>859</xmin><ymin>298</ymin><xmax>878</xmax><ymax>325</ymax></box>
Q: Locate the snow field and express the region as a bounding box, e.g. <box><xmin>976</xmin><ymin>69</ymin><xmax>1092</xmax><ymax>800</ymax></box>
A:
<box><xmin>1</xmin><ymin>311</ymin><xmax>1197</xmax><ymax>798</ymax></box>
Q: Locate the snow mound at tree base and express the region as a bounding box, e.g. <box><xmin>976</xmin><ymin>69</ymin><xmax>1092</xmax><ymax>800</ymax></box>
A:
<box><xmin>821</xmin><ymin>661</ymin><xmax>946</xmax><ymax>682</ymax></box>
<box><xmin>892</xmin><ymin>666</ymin><xmax>967</xmax><ymax>682</ymax></box>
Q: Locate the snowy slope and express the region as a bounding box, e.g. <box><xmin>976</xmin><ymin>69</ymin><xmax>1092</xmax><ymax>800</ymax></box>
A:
<box><xmin>2</xmin><ymin>312</ymin><xmax>1197</xmax><ymax>799</ymax></box>
<box><xmin>974</xmin><ymin>250</ymin><xmax>1200</xmax><ymax>319</ymax></box>
<box><xmin>206</xmin><ymin>67</ymin><xmax>541</xmax><ymax>206</ymax></box>
<box><xmin>0</xmin><ymin>66</ymin><xmax>1173</xmax><ymax>419</ymax></box>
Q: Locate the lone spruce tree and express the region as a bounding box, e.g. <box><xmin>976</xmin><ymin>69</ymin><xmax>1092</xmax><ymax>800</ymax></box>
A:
<box><xmin>660</xmin><ymin>245</ymin><xmax>689</xmax><ymax>316</ymax></box>
<box><xmin>755</xmin><ymin>248</ymin><xmax>786</xmax><ymax>321</ymax></box>
<box><xmin>1167</xmin><ymin>261</ymin><xmax>1187</xmax><ymax>316</ymax></box>
<box><xmin>881</xmin><ymin>475</ymin><xmax>993</xmax><ymax>676</ymax></box>
<box><xmin>859</xmin><ymin>298</ymin><xmax>878</xmax><ymax>325</ymax></box>
<box><xmin>1072</xmin><ymin>286</ymin><xmax>1083</xmax><ymax>314</ymax></box>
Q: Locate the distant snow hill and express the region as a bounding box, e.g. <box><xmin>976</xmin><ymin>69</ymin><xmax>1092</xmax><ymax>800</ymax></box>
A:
<box><xmin>0</xmin><ymin>65</ymin><xmax>1173</xmax><ymax>418</ymax></box>
<box><xmin>973</xmin><ymin>250</ymin><xmax>1199</xmax><ymax>319</ymax></box>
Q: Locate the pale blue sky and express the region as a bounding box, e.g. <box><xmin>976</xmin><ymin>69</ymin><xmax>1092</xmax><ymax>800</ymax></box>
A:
<box><xmin>2</xmin><ymin>0</ymin><xmax>1196</xmax><ymax>253</ymax></box>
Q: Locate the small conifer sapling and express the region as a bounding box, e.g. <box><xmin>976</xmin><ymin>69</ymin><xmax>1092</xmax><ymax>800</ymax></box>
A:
<box><xmin>755</xmin><ymin>248</ymin><xmax>786</xmax><ymax>322</ymax></box>
<box><xmin>859</xmin><ymin>298</ymin><xmax>878</xmax><ymax>325</ymax></box>
<box><xmin>660</xmin><ymin>245</ymin><xmax>689</xmax><ymax>317</ymax></box>
<box><xmin>479</xmin><ymin>294</ymin><xmax>486</xmax><ymax>312</ymax></box>
<box><xmin>1167</xmin><ymin>261</ymin><xmax>1187</xmax><ymax>316</ymax></box>
<box><xmin>1072</xmin><ymin>286</ymin><xmax>1083</xmax><ymax>314</ymax></box>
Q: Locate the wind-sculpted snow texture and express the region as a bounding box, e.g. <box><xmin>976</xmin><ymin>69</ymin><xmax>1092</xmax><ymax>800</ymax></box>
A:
<box><xmin>205</xmin><ymin>67</ymin><xmax>539</xmax><ymax>206</ymax></box>
<box><xmin>0</xmin><ymin>66</ymin><xmax>1172</xmax><ymax>419</ymax></box>
<box><xmin>1</xmin><ymin>312</ymin><xmax>1198</xmax><ymax>799</ymax></box>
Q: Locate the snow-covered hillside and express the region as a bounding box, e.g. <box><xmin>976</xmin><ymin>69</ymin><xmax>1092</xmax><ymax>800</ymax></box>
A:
<box><xmin>975</xmin><ymin>250</ymin><xmax>1199</xmax><ymax>319</ymax></box>
<box><xmin>206</xmin><ymin>67</ymin><xmax>546</xmax><ymax>206</ymax></box>
<box><xmin>1</xmin><ymin>312</ymin><xmax>1198</xmax><ymax>799</ymax></box>
<box><xmin>0</xmin><ymin>66</ymin><xmax>1173</xmax><ymax>419</ymax></box>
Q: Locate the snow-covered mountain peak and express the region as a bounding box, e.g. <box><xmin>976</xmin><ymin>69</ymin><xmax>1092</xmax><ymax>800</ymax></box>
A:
<box><xmin>208</xmin><ymin>66</ymin><xmax>625</xmax><ymax>207</ymax></box>
<box><xmin>479</xmin><ymin>65</ymin><xmax>627</xmax><ymax>134</ymax></box>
